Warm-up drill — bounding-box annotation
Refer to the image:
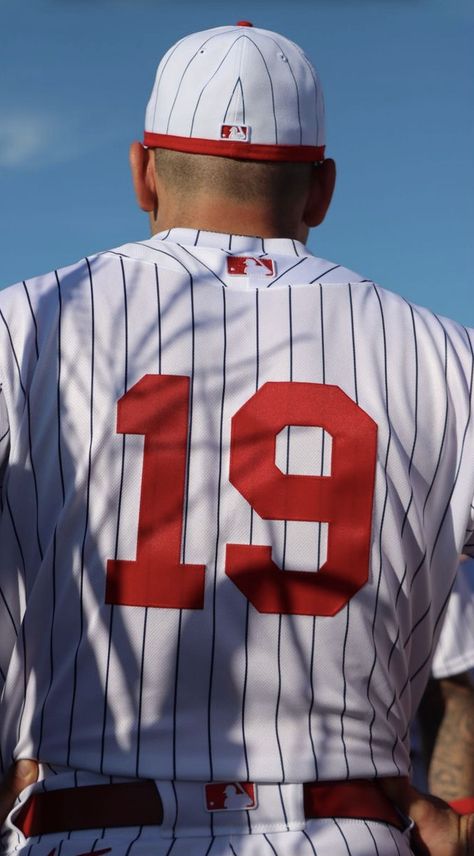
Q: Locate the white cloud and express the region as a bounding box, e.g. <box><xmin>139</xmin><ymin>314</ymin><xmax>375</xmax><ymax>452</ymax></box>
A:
<box><xmin>0</xmin><ymin>109</ymin><xmax>109</xmax><ymax>169</ymax></box>
<box><xmin>0</xmin><ymin>113</ymin><xmax>55</xmax><ymax>167</ymax></box>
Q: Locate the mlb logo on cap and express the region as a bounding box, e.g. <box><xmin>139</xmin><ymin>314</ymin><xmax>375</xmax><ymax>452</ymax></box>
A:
<box><xmin>204</xmin><ymin>782</ymin><xmax>257</xmax><ymax>812</ymax></box>
<box><xmin>220</xmin><ymin>124</ymin><xmax>251</xmax><ymax>142</ymax></box>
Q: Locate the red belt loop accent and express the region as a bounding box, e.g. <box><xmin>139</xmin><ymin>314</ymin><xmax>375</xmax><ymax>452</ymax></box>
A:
<box><xmin>14</xmin><ymin>778</ymin><xmax>405</xmax><ymax>837</ymax></box>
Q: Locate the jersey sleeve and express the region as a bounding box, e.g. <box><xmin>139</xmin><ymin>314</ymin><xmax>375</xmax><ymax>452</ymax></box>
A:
<box><xmin>431</xmin><ymin>557</ymin><xmax>474</xmax><ymax>678</ymax></box>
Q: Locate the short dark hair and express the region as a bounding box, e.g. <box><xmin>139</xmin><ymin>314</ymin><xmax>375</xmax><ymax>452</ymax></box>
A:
<box><xmin>154</xmin><ymin>149</ymin><xmax>313</xmax><ymax>205</ymax></box>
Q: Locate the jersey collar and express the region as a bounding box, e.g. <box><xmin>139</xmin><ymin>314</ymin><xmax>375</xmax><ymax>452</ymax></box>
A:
<box><xmin>153</xmin><ymin>228</ymin><xmax>310</xmax><ymax>259</ymax></box>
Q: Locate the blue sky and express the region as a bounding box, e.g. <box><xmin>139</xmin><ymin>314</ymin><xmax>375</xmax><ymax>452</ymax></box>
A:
<box><xmin>1</xmin><ymin>0</ymin><xmax>473</xmax><ymax>324</ymax></box>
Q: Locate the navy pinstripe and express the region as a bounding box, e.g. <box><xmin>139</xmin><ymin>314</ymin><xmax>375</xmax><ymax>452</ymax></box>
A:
<box><xmin>240</xmin><ymin>288</ymin><xmax>260</xmax><ymax>820</ymax></box>
<box><xmin>100</xmin><ymin>256</ymin><xmax>129</xmax><ymax>774</ymax></box>
<box><xmin>21</xmin><ymin>282</ymin><xmax>39</xmax><ymax>359</ymax></box>
<box><xmin>224</xmin><ymin>78</ymin><xmax>246</xmax><ymax>125</ymax></box>
<box><xmin>422</xmin><ymin>322</ymin><xmax>449</xmax><ymax>516</ymax></box>
<box><xmin>400</xmin><ymin>302</ymin><xmax>419</xmax><ymax>538</ymax></box>
<box><xmin>151</xmin><ymin>34</ymin><xmax>194</xmax><ymax>128</ymax></box>
<box><xmin>366</xmin><ymin>285</ymin><xmax>392</xmax><ymax>775</ymax></box>
<box><xmin>207</xmin><ymin>286</ymin><xmax>227</xmax><ymax>785</ymax></box>
<box><xmin>67</xmin><ymin>257</ymin><xmax>96</xmax><ymax>766</ymax></box>
<box><xmin>36</xmin><ymin>269</ymin><xmax>65</xmax><ymax>755</ymax></box>
<box><xmin>332</xmin><ymin>819</ymin><xmax>351</xmax><ymax>856</ymax></box>
<box><xmin>266</xmin><ymin>35</ymin><xmax>303</xmax><ymax>143</ymax></box>
<box><xmin>172</xmin><ymin>266</ymin><xmax>197</xmax><ymax>783</ymax></box>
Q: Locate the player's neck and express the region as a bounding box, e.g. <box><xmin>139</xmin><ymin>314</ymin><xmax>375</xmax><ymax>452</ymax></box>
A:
<box><xmin>150</xmin><ymin>200</ymin><xmax>309</xmax><ymax>242</ymax></box>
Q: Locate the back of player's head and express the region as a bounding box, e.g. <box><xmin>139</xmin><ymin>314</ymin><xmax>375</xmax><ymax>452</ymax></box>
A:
<box><xmin>132</xmin><ymin>23</ymin><xmax>335</xmax><ymax>237</ymax></box>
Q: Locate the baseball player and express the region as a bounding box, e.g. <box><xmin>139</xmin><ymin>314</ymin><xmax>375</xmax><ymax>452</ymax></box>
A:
<box><xmin>0</xmin><ymin>20</ymin><xmax>474</xmax><ymax>856</ymax></box>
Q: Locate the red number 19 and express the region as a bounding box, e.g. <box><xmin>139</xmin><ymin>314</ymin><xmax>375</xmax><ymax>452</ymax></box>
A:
<box><xmin>106</xmin><ymin>375</ymin><xmax>377</xmax><ymax>616</ymax></box>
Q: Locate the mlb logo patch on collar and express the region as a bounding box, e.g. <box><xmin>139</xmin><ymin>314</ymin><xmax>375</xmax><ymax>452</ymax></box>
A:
<box><xmin>227</xmin><ymin>257</ymin><xmax>276</xmax><ymax>277</ymax></box>
<box><xmin>204</xmin><ymin>782</ymin><xmax>257</xmax><ymax>812</ymax></box>
<box><xmin>220</xmin><ymin>124</ymin><xmax>251</xmax><ymax>142</ymax></box>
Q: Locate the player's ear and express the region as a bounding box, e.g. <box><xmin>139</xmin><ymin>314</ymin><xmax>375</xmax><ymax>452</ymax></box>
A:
<box><xmin>129</xmin><ymin>141</ymin><xmax>158</xmax><ymax>213</ymax></box>
<box><xmin>303</xmin><ymin>159</ymin><xmax>336</xmax><ymax>228</ymax></box>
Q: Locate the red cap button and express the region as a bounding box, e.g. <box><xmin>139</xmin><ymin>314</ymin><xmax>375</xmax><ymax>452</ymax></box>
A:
<box><xmin>237</xmin><ymin>21</ymin><xmax>253</xmax><ymax>27</ymax></box>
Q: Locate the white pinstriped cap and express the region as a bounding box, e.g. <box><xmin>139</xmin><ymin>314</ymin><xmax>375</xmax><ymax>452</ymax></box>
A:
<box><xmin>144</xmin><ymin>22</ymin><xmax>326</xmax><ymax>163</ymax></box>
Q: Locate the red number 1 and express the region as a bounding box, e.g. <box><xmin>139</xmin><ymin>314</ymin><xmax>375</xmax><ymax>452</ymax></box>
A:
<box><xmin>106</xmin><ymin>375</ymin><xmax>205</xmax><ymax>609</ymax></box>
<box><xmin>106</xmin><ymin>376</ymin><xmax>377</xmax><ymax>616</ymax></box>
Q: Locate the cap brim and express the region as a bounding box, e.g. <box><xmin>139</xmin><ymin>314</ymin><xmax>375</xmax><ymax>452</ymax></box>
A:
<box><xmin>144</xmin><ymin>132</ymin><xmax>325</xmax><ymax>163</ymax></box>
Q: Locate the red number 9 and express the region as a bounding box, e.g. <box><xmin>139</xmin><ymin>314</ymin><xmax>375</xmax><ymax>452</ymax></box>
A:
<box><xmin>226</xmin><ymin>382</ymin><xmax>377</xmax><ymax>616</ymax></box>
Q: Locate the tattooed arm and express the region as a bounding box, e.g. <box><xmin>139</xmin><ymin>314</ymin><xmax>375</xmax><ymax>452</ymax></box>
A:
<box><xmin>381</xmin><ymin>776</ymin><xmax>474</xmax><ymax>856</ymax></box>
<box><xmin>418</xmin><ymin>672</ymin><xmax>474</xmax><ymax>802</ymax></box>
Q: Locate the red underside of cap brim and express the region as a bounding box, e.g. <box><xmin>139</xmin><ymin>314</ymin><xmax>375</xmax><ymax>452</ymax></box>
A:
<box><xmin>144</xmin><ymin>132</ymin><xmax>325</xmax><ymax>163</ymax></box>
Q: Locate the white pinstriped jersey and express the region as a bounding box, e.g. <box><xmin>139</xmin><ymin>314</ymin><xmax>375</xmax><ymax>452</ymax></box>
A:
<box><xmin>431</xmin><ymin>557</ymin><xmax>474</xmax><ymax>678</ymax></box>
<box><xmin>0</xmin><ymin>227</ymin><xmax>473</xmax><ymax>792</ymax></box>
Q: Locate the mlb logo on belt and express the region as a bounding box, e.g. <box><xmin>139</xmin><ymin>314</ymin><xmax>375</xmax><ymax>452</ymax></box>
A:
<box><xmin>227</xmin><ymin>257</ymin><xmax>276</xmax><ymax>277</ymax></box>
<box><xmin>220</xmin><ymin>124</ymin><xmax>251</xmax><ymax>142</ymax></box>
<box><xmin>204</xmin><ymin>782</ymin><xmax>257</xmax><ymax>812</ymax></box>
